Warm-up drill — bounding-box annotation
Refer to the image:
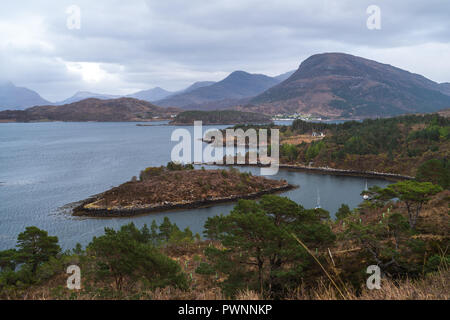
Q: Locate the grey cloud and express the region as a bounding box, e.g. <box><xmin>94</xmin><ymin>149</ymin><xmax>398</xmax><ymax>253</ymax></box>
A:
<box><xmin>0</xmin><ymin>0</ymin><xmax>449</xmax><ymax>101</ymax></box>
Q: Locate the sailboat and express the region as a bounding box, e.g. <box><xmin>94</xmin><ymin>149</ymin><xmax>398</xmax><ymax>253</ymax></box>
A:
<box><xmin>315</xmin><ymin>189</ymin><xmax>321</xmax><ymax>209</ymax></box>
<box><xmin>363</xmin><ymin>180</ymin><xmax>369</xmax><ymax>200</ymax></box>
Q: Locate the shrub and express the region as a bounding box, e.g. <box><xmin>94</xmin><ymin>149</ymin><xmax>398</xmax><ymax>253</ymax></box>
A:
<box><xmin>167</xmin><ymin>161</ymin><xmax>193</xmax><ymax>171</ymax></box>
<box><xmin>220</xmin><ymin>170</ymin><xmax>229</xmax><ymax>178</ymax></box>
<box><xmin>335</xmin><ymin>204</ymin><xmax>352</xmax><ymax>221</ymax></box>
<box><xmin>202</xmin><ymin>195</ymin><xmax>335</xmax><ymax>297</ymax></box>
<box><xmin>139</xmin><ymin>166</ymin><xmax>164</xmax><ymax>181</ymax></box>
<box><xmin>416</xmin><ymin>159</ymin><xmax>450</xmax><ymax>189</ymax></box>
<box><xmin>87</xmin><ymin>223</ymin><xmax>188</xmax><ymax>292</ymax></box>
<box><xmin>196</xmin><ymin>262</ymin><xmax>215</xmax><ymax>275</ymax></box>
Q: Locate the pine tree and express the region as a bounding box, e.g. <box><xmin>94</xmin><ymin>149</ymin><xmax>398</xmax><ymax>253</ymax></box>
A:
<box><xmin>202</xmin><ymin>195</ymin><xmax>335</xmax><ymax>297</ymax></box>
<box><xmin>88</xmin><ymin>224</ymin><xmax>187</xmax><ymax>292</ymax></box>
<box><xmin>16</xmin><ymin>226</ymin><xmax>60</xmax><ymax>274</ymax></box>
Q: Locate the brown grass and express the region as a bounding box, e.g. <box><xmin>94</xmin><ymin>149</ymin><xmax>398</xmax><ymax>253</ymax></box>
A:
<box><xmin>281</xmin><ymin>134</ymin><xmax>324</xmax><ymax>145</ymax></box>
<box><xmin>86</xmin><ymin>169</ymin><xmax>287</xmax><ymax>209</ymax></box>
<box><xmin>4</xmin><ymin>193</ymin><xmax>448</xmax><ymax>300</ymax></box>
<box><xmin>287</xmin><ymin>269</ymin><xmax>449</xmax><ymax>300</ymax></box>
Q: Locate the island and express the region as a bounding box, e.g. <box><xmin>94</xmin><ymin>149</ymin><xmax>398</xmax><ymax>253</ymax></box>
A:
<box><xmin>169</xmin><ymin>110</ymin><xmax>273</xmax><ymax>125</ymax></box>
<box><xmin>0</xmin><ymin>97</ymin><xmax>181</xmax><ymax>122</ymax></box>
<box><xmin>73</xmin><ymin>162</ymin><xmax>293</xmax><ymax>217</ymax></box>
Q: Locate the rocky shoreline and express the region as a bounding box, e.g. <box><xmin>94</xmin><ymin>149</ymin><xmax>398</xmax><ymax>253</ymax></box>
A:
<box><xmin>73</xmin><ymin>183</ymin><xmax>295</xmax><ymax>217</ymax></box>
<box><xmin>203</xmin><ymin>162</ymin><xmax>414</xmax><ymax>181</ymax></box>
<box><xmin>71</xmin><ymin>160</ymin><xmax>412</xmax><ymax>218</ymax></box>
<box><xmin>278</xmin><ymin>164</ymin><xmax>414</xmax><ymax>180</ymax></box>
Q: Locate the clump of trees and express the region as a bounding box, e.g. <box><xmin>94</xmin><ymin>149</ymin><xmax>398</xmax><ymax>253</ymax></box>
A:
<box><xmin>0</xmin><ymin>227</ymin><xmax>61</xmax><ymax>276</ymax></box>
<box><xmin>139</xmin><ymin>166</ymin><xmax>165</xmax><ymax>180</ymax></box>
<box><xmin>0</xmin><ymin>219</ymin><xmax>199</xmax><ymax>298</ymax></box>
<box><xmin>369</xmin><ymin>180</ymin><xmax>442</xmax><ymax>229</ymax></box>
<box><xmin>172</xmin><ymin>110</ymin><xmax>272</xmax><ymax>125</ymax></box>
<box><xmin>416</xmin><ymin>159</ymin><xmax>449</xmax><ymax>189</ymax></box>
<box><xmin>0</xmin><ymin>188</ymin><xmax>447</xmax><ymax>299</ymax></box>
<box><xmin>139</xmin><ymin>162</ymin><xmax>194</xmax><ymax>181</ymax></box>
<box><xmin>343</xmin><ymin>208</ymin><xmax>447</xmax><ymax>279</ymax></box>
<box><xmin>305</xmin><ymin>140</ymin><xmax>325</xmax><ymax>161</ymax></box>
<box><xmin>87</xmin><ymin>223</ymin><xmax>188</xmax><ymax>292</ymax></box>
<box><xmin>280</xmin><ymin>144</ymin><xmax>299</xmax><ymax>162</ymax></box>
<box><xmin>291</xmin><ymin>119</ymin><xmax>333</xmax><ymax>134</ymax></box>
<box><xmin>0</xmin><ymin>227</ymin><xmax>61</xmax><ymax>295</ymax></box>
<box><xmin>166</xmin><ymin>161</ymin><xmax>194</xmax><ymax>171</ymax></box>
<box><xmin>286</xmin><ymin>114</ymin><xmax>450</xmax><ymax>174</ymax></box>
<box><xmin>199</xmin><ymin>195</ymin><xmax>335</xmax><ymax>297</ymax></box>
<box><xmin>342</xmin><ymin>179</ymin><xmax>447</xmax><ymax>281</ymax></box>
<box><xmin>335</xmin><ymin>204</ymin><xmax>352</xmax><ymax>221</ymax></box>
<box><xmin>344</xmin><ymin>212</ymin><xmax>418</xmax><ymax>276</ymax></box>
<box><xmin>408</xmin><ymin>124</ymin><xmax>449</xmax><ymax>141</ymax></box>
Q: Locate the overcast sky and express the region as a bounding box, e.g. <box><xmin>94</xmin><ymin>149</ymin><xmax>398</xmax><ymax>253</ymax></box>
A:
<box><xmin>1</xmin><ymin>0</ymin><xmax>449</xmax><ymax>101</ymax></box>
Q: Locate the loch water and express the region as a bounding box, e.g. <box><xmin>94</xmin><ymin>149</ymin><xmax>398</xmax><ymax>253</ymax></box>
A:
<box><xmin>0</xmin><ymin>121</ymin><xmax>389</xmax><ymax>250</ymax></box>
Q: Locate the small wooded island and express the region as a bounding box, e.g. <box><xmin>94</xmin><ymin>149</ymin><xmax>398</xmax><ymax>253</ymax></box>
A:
<box><xmin>169</xmin><ymin>110</ymin><xmax>272</xmax><ymax>125</ymax></box>
<box><xmin>73</xmin><ymin>162</ymin><xmax>293</xmax><ymax>217</ymax></box>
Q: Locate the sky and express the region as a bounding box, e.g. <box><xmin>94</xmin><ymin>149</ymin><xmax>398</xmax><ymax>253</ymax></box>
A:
<box><xmin>1</xmin><ymin>0</ymin><xmax>449</xmax><ymax>102</ymax></box>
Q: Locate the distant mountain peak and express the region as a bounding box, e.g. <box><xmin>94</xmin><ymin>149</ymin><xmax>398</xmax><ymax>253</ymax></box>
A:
<box><xmin>156</xmin><ymin>70</ymin><xmax>279</xmax><ymax>110</ymax></box>
<box><xmin>438</xmin><ymin>82</ymin><xmax>450</xmax><ymax>96</ymax></box>
<box><xmin>73</xmin><ymin>91</ymin><xmax>105</xmax><ymax>97</ymax></box>
<box><xmin>127</xmin><ymin>87</ymin><xmax>173</xmax><ymax>102</ymax></box>
<box><xmin>225</xmin><ymin>70</ymin><xmax>267</xmax><ymax>80</ymax></box>
<box><xmin>274</xmin><ymin>70</ymin><xmax>296</xmax><ymax>82</ymax></box>
<box><xmin>0</xmin><ymin>80</ymin><xmax>15</xmax><ymax>87</ymax></box>
<box><xmin>57</xmin><ymin>91</ymin><xmax>120</xmax><ymax>105</ymax></box>
<box><xmin>176</xmin><ymin>81</ymin><xmax>216</xmax><ymax>96</ymax></box>
<box><xmin>143</xmin><ymin>86</ymin><xmax>168</xmax><ymax>92</ymax></box>
<box><xmin>228</xmin><ymin>70</ymin><xmax>250</xmax><ymax>76</ymax></box>
<box><xmin>247</xmin><ymin>52</ymin><xmax>450</xmax><ymax>118</ymax></box>
<box><xmin>0</xmin><ymin>81</ymin><xmax>51</xmax><ymax>110</ymax></box>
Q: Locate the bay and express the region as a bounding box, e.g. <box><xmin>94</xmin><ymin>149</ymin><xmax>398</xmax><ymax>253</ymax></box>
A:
<box><xmin>0</xmin><ymin>122</ymin><xmax>389</xmax><ymax>250</ymax></box>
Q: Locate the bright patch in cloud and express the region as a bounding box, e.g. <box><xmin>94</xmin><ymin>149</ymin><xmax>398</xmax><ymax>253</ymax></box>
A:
<box><xmin>65</xmin><ymin>62</ymin><xmax>109</xmax><ymax>83</ymax></box>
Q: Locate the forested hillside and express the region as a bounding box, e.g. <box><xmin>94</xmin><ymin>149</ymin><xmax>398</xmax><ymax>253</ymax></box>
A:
<box><xmin>279</xmin><ymin>114</ymin><xmax>450</xmax><ymax>179</ymax></box>
<box><xmin>170</xmin><ymin>110</ymin><xmax>272</xmax><ymax>125</ymax></box>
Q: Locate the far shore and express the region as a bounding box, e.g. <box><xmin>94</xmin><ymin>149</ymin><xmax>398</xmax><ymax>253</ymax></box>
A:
<box><xmin>0</xmin><ymin>117</ymin><xmax>366</xmax><ymax>124</ymax></box>
<box><xmin>0</xmin><ymin>118</ymin><xmax>173</xmax><ymax>124</ymax></box>
<box><xmin>201</xmin><ymin>162</ymin><xmax>414</xmax><ymax>181</ymax></box>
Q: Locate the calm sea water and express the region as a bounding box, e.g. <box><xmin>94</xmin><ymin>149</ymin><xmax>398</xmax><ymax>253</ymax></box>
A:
<box><xmin>0</xmin><ymin>122</ymin><xmax>389</xmax><ymax>250</ymax></box>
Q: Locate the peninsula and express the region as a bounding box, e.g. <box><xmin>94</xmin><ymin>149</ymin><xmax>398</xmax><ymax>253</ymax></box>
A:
<box><xmin>0</xmin><ymin>97</ymin><xmax>181</xmax><ymax>122</ymax></box>
<box><xmin>73</xmin><ymin>163</ymin><xmax>293</xmax><ymax>217</ymax></box>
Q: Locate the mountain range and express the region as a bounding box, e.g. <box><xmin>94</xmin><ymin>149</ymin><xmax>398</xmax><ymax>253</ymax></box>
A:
<box><xmin>1</xmin><ymin>52</ymin><xmax>450</xmax><ymax>119</ymax></box>
<box><xmin>55</xmin><ymin>91</ymin><xmax>121</xmax><ymax>105</ymax></box>
<box><xmin>439</xmin><ymin>83</ymin><xmax>450</xmax><ymax>96</ymax></box>
<box><xmin>0</xmin><ymin>82</ymin><xmax>51</xmax><ymax>110</ymax></box>
<box><xmin>156</xmin><ymin>71</ymin><xmax>284</xmax><ymax>110</ymax></box>
<box><xmin>0</xmin><ymin>71</ymin><xmax>290</xmax><ymax>111</ymax></box>
<box><xmin>243</xmin><ymin>53</ymin><xmax>450</xmax><ymax>117</ymax></box>
<box><xmin>0</xmin><ymin>81</ymin><xmax>217</xmax><ymax>110</ymax></box>
<box><xmin>273</xmin><ymin>70</ymin><xmax>296</xmax><ymax>82</ymax></box>
<box><xmin>126</xmin><ymin>87</ymin><xmax>173</xmax><ymax>102</ymax></box>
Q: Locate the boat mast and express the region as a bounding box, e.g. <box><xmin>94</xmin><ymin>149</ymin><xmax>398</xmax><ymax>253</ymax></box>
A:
<box><xmin>315</xmin><ymin>189</ymin><xmax>321</xmax><ymax>209</ymax></box>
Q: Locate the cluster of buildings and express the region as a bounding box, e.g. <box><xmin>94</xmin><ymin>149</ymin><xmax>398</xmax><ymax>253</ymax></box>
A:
<box><xmin>311</xmin><ymin>131</ymin><xmax>325</xmax><ymax>137</ymax></box>
<box><xmin>272</xmin><ymin>113</ymin><xmax>323</xmax><ymax>121</ymax></box>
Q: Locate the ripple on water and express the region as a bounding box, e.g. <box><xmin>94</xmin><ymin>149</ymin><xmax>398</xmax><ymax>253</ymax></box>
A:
<box><xmin>0</xmin><ymin>179</ymin><xmax>40</xmax><ymax>186</ymax></box>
